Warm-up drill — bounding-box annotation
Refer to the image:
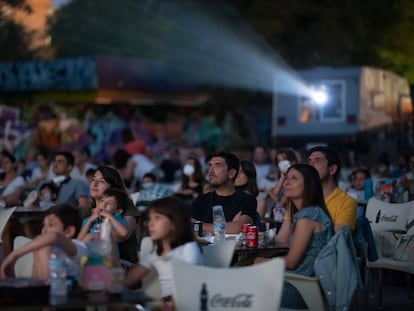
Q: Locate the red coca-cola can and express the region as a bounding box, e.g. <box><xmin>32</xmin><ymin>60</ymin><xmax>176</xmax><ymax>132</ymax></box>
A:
<box><xmin>241</xmin><ymin>223</ymin><xmax>250</xmax><ymax>235</ymax></box>
<box><xmin>246</xmin><ymin>225</ymin><xmax>258</xmax><ymax>248</ymax></box>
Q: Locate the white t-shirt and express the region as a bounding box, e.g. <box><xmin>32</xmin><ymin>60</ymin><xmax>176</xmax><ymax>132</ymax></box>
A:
<box><xmin>140</xmin><ymin>241</ymin><xmax>203</xmax><ymax>297</ymax></box>
<box><xmin>1</xmin><ymin>176</ymin><xmax>25</xmax><ymax>197</ymax></box>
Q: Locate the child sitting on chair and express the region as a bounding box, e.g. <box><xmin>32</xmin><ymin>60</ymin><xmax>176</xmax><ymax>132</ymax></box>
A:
<box><xmin>125</xmin><ymin>196</ymin><xmax>204</xmax><ymax>300</ymax></box>
<box><xmin>0</xmin><ymin>204</ymin><xmax>88</xmax><ymax>281</ymax></box>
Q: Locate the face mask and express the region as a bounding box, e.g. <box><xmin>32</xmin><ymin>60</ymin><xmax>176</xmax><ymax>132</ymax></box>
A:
<box><xmin>183</xmin><ymin>164</ymin><xmax>195</xmax><ymax>176</ymax></box>
<box><xmin>278</xmin><ymin>160</ymin><xmax>291</xmax><ymax>174</ymax></box>
<box><xmin>141</xmin><ymin>182</ymin><xmax>154</xmax><ymax>190</ymax></box>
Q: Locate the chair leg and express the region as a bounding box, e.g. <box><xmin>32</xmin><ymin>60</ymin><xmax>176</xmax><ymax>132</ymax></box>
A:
<box><xmin>407</xmin><ymin>274</ymin><xmax>413</xmax><ymax>304</ymax></box>
<box><xmin>378</xmin><ymin>268</ymin><xmax>383</xmax><ymax>310</ymax></box>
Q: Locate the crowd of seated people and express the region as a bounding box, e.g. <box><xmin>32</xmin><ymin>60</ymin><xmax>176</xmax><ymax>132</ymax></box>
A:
<box><xmin>1</xmin><ymin>141</ymin><xmax>412</xmax><ymax>309</ymax></box>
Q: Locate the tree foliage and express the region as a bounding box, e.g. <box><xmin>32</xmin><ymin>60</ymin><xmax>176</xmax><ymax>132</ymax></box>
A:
<box><xmin>48</xmin><ymin>0</ymin><xmax>414</xmax><ymax>82</ymax></box>
<box><xmin>0</xmin><ymin>0</ymin><xmax>37</xmax><ymax>61</ymax></box>
<box><xmin>48</xmin><ymin>0</ymin><xmax>176</xmax><ymax>59</ymax></box>
<box><xmin>226</xmin><ymin>0</ymin><xmax>414</xmax><ymax>81</ymax></box>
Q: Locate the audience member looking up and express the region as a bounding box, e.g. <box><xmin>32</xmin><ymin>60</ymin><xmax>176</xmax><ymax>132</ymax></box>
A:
<box><xmin>307</xmin><ymin>146</ymin><xmax>357</xmax><ymax>232</ymax></box>
<box><xmin>252</xmin><ymin>145</ymin><xmax>272</xmax><ymax>184</ymax></box>
<box><xmin>191</xmin><ymin>151</ymin><xmax>257</xmax><ymax>234</ymax></box>
<box><xmin>40</xmin><ymin>151</ymin><xmax>90</xmax><ymax>211</ymax></box>
<box><xmin>175</xmin><ymin>155</ymin><xmax>206</xmax><ymax>204</ymax></box>
<box><xmin>30</xmin><ymin>150</ymin><xmax>53</xmax><ymax>184</ymax></box>
<box><xmin>346</xmin><ymin>168</ymin><xmax>370</xmax><ymax>202</ymax></box>
<box><xmin>78</xmin><ymin>188</ymin><xmax>129</xmax><ymax>241</ymax></box>
<box><xmin>263</xmin><ymin>147</ymin><xmax>299</xmax><ymax>225</ymax></box>
<box><xmin>88</xmin><ymin>166</ymin><xmax>139</xmax><ymax>263</ymax></box>
<box><xmin>255</xmin><ymin>164</ymin><xmax>333</xmax><ymax>309</ymax></box>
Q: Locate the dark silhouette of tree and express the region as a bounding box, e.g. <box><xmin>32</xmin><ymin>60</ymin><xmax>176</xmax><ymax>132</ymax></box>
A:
<box><xmin>0</xmin><ymin>0</ymin><xmax>38</xmax><ymax>61</ymax></box>
<box><xmin>48</xmin><ymin>0</ymin><xmax>414</xmax><ymax>82</ymax></box>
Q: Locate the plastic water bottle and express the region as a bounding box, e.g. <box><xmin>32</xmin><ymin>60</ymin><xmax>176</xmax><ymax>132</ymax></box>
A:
<box><xmin>212</xmin><ymin>205</ymin><xmax>226</xmax><ymax>243</ymax></box>
<box><xmin>40</xmin><ymin>187</ymin><xmax>52</xmax><ymax>209</ymax></box>
<box><xmin>49</xmin><ymin>244</ymin><xmax>68</xmax><ymax>297</ymax></box>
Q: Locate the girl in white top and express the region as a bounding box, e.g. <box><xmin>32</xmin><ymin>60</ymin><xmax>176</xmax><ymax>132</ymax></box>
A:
<box><xmin>125</xmin><ymin>196</ymin><xmax>203</xmax><ymax>298</ymax></box>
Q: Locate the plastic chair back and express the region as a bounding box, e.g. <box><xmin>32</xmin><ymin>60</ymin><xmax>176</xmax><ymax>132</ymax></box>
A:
<box><xmin>172</xmin><ymin>257</ymin><xmax>285</xmax><ymax>311</ymax></box>
<box><xmin>14</xmin><ymin>236</ymin><xmax>33</xmax><ymax>277</ymax></box>
<box><xmin>201</xmin><ymin>239</ymin><xmax>237</xmax><ymax>267</ymax></box>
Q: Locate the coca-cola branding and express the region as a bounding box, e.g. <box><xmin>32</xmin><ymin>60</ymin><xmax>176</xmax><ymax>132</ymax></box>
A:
<box><xmin>210</xmin><ymin>294</ymin><xmax>253</xmax><ymax>308</ymax></box>
<box><xmin>380</xmin><ymin>214</ymin><xmax>398</xmax><ymax>222</ymax></box>
<box><xmin>246</xmin><ymin>226</ymin><xmax>258</xmax><ymax>248</ymax></box>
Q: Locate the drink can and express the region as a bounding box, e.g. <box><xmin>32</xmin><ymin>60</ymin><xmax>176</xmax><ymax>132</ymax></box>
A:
<box><xmin>241</xmin><ymin>223</ymin><xmax>250</xmax><ymax>234</ymax></box>
<box><xmin>246</xmin><ymin>225</ymin><xmax>258</xmax><ymax>248</ymax></box>
<box><xmin>193</xmin><ymin>221</ymin><xmax>203</xmax><ymax>237</ymax></box>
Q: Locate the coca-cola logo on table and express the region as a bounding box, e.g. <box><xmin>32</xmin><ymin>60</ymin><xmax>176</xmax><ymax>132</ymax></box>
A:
<box><xmin>210</xmin><ymin>294</ymin><xmax>253</xmax><ymax>308</ymax></box>
<box><xmin>380</xmin><ymin>215</ymin><xmax>398</xmax><ymax>222</ymax></box>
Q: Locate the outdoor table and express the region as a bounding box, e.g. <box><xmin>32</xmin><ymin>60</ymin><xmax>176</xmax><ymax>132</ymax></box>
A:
<box><xmin>233</xmin><ymin>241</ymin><xmax>289</xmax><ymax>265</ymax></box>
<box><xmin>0</xmin><ymin>278</ymin><xmax>152</xmax><ymax>310</ymax></box>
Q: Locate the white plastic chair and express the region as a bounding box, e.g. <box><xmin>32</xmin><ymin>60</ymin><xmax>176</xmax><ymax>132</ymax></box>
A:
<box><xmin>365</xmin><ymin>197</ymin><xmax>412</xmax><ymax>233</ymax></box>
<box><xmin>0</xmin><ymin>206</ymin><xmax>16</xmax><ymax>259</ymax></box>
<box><xmin>171</xmin><ymin>257</ymin><xmax>285</xmax><ymax>311</ymax></box>
<box><xmin>280</xmin><ymin>273</ymin><xmax>327</xmax><ymax>311</ymax></box>
<box><xmin>138</xmin><ymin>236</ymin><xmax>162</xmax><ymax>301</ymax></box>
<box><xmin>130</xmin><ymin>192</ymin><xmax>140</xmax><ymax>206</ymax></box>
<box><xmin>0</xmin><ymin>206</ymin><xmax>16</xmax><ymax>243</ymax></box>
<box><xmin>201</xmin><ymin>239</ymin><xmax>237</xmax><ymax>267</ymax></box>
<box><xmin>365</xmin><ymin>197</ymin><xmax>414</xmax><ymax>307</ymax></box>
<box><xmin>13</xmin><ymin>235</ymin><xmax>33</xmax><ymax>277</ymax></box>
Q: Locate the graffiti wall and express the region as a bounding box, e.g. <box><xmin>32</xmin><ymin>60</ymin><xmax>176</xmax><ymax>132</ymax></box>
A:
<box><xmin>0</xmin><ymin>58</ymin><xmax>97</xmax><ymax>92</ymax></box>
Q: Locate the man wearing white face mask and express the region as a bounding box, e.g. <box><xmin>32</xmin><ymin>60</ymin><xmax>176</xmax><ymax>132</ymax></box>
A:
<box><xmin>175</xmin><ymin>156</ymin><xmax>206</xmax><ymax>204</ymax></box>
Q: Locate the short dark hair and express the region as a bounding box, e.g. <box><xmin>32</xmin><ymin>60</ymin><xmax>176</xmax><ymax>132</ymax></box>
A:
<box><xmin>350</xmin><ymin>168</ymin><xmax>371</xmax><ymax>180</ymax></box>
<box><xmin>1</xmin><ymin>150</ymin><xmax>16</xmax><ymax>163</ymax></box>
<box><xmin>206</xmin><ymin>150</ymin><xmax>240</xmax><ymax>173</ymax></box>
<box><xmin>143</xmin><ymin>172</ymin><xmax>157</xmax><ymax>183</ymax></box>
<box><xmin>307</xmin><ymin>146</ymin><xmax>341</xmax><ymax>184</ymax></box>
<box><xmin>45</xmin><ymin>204</ymin><xmax>81</xmax><ymax>237</ymax></box>
<box><xmin>55</xmin><ymin>151</ymin><xmax>75</xmax><ymax>167</ymax></box>
<box><xmin>102</xmin><ymin>188</ymin><xmax>130</xmax><ymax>214</ymax></box>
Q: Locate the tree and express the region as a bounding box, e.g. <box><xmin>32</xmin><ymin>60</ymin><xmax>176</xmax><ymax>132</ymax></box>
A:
<box><xmin>48</xmin><ymin>0</ymin><xmax>175</xmax><ymax>59</ymax></box>
<box><xmin>226</xmin><ymin>0</ymin><xmax>414</xmax><ymax>82</ymax></box>
<box><xmin>0</xmin><ymin>0</ymin><xmax>37</xmax><ymax>61</ymax></box>
<box><xmin>48</xmin><ymin>0</ymin><xmax>414</xmax><ymax>82</ymax></box>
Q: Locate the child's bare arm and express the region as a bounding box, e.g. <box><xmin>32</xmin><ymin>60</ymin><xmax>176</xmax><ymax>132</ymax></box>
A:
<box><xmin>124</xmin><ymin>264</ymin><xmax>150</xmax><ymax>288</ymax></box>
<box><xmin>100</xmin><ymin>211</ymin><xmax>128</xmax><ymax>239</ymax></box>
<box><xmin>0</xmin><ymin>232</ymin><xmax>76</xmax><ymax>278</ymax></box>
<box><xmin>78</xmin><ymin>211</ymin><xmax>99</xmax><ymax>240</ymax></box>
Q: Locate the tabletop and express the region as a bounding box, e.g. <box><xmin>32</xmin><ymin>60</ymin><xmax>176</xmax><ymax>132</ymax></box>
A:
<box><xmin>0</xmin><ymin>280</ymin><xmax>152</xmax><ymax>310</ymax></box>
<box><xmin>233</xmin><ymin>241</ymin><xmax>289</xmax><ymax>265</ymax></box>
<box><xmin>13</xmin><ymin>204</ymin><xmax>52</xmax><ymax>213</ymax></box>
